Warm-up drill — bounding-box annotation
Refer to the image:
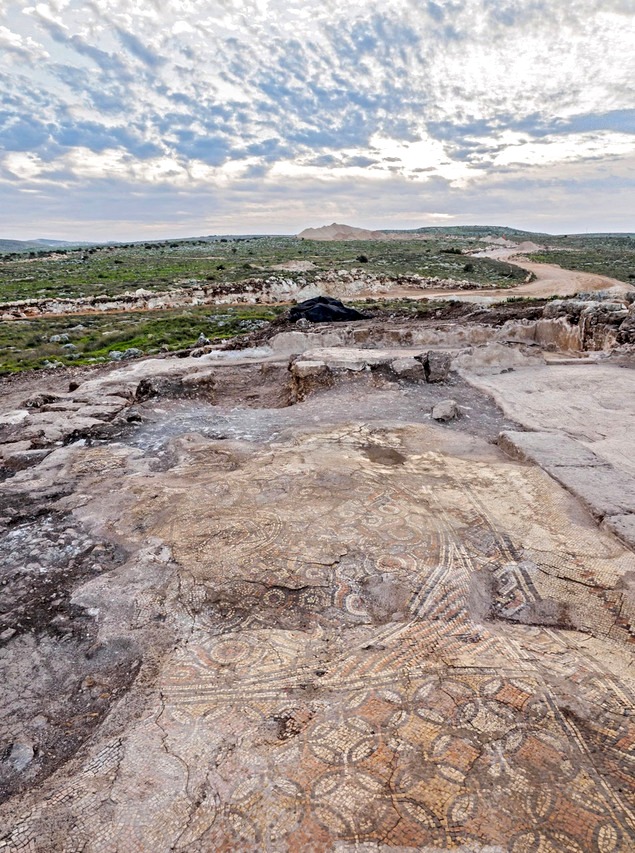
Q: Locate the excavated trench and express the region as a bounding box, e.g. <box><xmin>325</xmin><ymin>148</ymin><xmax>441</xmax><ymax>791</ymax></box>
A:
<box><xmin>1</xmin><ymin>302</ymin><xmax>635</xmax><ymax>850</ymax></box>
<box><xmin>118</xmin><ymin>371</ymin><xmax>520</xmax><ymax>455</ymax></box>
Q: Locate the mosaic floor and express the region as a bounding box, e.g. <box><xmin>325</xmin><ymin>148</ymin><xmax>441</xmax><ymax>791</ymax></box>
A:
<box><xmin>1</xmin><ymin>423</ymin><xmax>634</xmax><ymax>851</ymax></box>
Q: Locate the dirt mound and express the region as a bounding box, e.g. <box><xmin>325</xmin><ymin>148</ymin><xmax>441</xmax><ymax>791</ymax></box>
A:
<box><xmin>516</xmin><ymin>240</ymin><xmax>543</xmax><ymax>252</ymax></box>
<box><xmin>481</xmin><ymin>235</ymin><xmax>518</xmax><ymax>247</ymax></box>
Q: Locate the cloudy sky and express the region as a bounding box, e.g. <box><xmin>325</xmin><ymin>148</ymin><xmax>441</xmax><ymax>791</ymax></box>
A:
<box><xmin>1</xmin><ymin>0</ymin><xmax>634</xmax><ymax>240</ymax></box>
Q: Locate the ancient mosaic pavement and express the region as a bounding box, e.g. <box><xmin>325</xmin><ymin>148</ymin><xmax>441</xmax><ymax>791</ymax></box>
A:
<box><xmin>1</xmin><ymin>425</ymin><xmax>634</xmax><ymax>851</ymax></box>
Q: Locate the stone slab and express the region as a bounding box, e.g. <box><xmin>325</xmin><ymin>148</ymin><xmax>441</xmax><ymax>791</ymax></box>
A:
<box><xmin>390</xmin><ymin>357</ymin><xmax>426</xmax><ymax>380</ymax></box>
<box><xmin>498</xmin><ymin>430</ymin><xmax>611</xmax><ymax>469</ymax></box>
<box><xmin>291</xmin><ymin>360</ymin><xmax>329</xmax><ymax>379</ymax></box>
<box><xmin>500</xmin><ymin>430</ymin><xmax>635</xmax><ymax>522</ymax></box>
<box><xmin>551</xmin><ymin>465</ymin><xmax>635</xmax><ymax>519</ymax></box>
<box><xmin>466</xmin><ymin>363</ymin><xmax>635</xmax><ymax>476</ymax></box>
<box><xmin>602</xmin><ymin>514</ymin><xmax>635</xmax><ymax>550</ymax></box>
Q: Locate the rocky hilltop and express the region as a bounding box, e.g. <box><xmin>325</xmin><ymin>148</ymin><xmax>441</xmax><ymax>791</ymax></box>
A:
<box><xmin>298</xmin><ymin>222</ymin><xmax>389</xmax><ymax>241</ymax></box>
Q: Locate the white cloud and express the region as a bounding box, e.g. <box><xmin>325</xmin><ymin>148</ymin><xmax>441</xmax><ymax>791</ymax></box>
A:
<box><xmin>0</xmin><ymin>0</ymin><xmax>633</xmax><ymax>235</ymax></box>
<box><xmin>494</xmin><ymin>132</ymin><xmax>635</xmax><ymax>168</ymax></box>
<box><xmin>3</xmin><ymin>152</ymin><xmax>47</xmax><ymax>181</ymax></box>
<box><xmin>0</xmin><ymin>23</ymin><xmax>49</xmax><ymax>60</ymax></box>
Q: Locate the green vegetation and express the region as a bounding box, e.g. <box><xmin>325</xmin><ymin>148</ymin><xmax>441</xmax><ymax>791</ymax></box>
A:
<box><xmin>526</xmin><ymin>235</ymin><xmax>635</xmax><ymax>284</ymax></box>
<box><xmin>3</xmin><ymin>228</ymin><xmax>632</xmax><ymax>376</ymax></box>
<box><xmin>0</xmin><ymin>304</ymin><xmax>284</xmax><ymax>375</ymax></box>
<box><xmin>0</xmin><ymin>235</ymin><xmax>527</xmax><ymax>303</ymax></box>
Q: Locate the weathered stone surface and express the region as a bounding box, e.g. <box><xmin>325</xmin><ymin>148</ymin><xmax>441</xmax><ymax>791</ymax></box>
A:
<box><xmin>618</xmin><ymin>314</ymin><xmax>635</xmax><ymax>343</ymax></box>
<box><xmin>0</xmin><ymin>446</ymin><xmax>52</xmax><ymax>471</ymax></box>
<box><xmin>415</xmin><ymin>349</ymin><xmax>452</xmax><ymax>382</ymax></box>
<box><xmin>466</xmin><ymin>364</ymin><xmax>635</xmax><ymax>476</ymax></box>
<box><xmin>499</xmin><ymin>430</ymin><xmax>635</xmax><ymax>521</ymax></box>
<box><xmin>270</xmin><ymin>330</ymin><xmax>344</xmax><ymax>355</ymax></box>
<box><xmin>603</xmin><ymin>514</ymin><xmax>635</xmax><ymax>550</ymax></box>
<box><xmin>542</xmin><ymin>298</ymin><xmax>589</xmax><ymax>320</ymax></box>
<box><xmin>550</xmin><ymin>465</ymin><xmax>635</xmax><ymax>519</ymax></box>
<box><xmin>432</xmin><ymin>399</ymin><xmax>459</xmax><ymax>421</ymax></box>
<box><xmin>390</xmin><ymin>357</ymin><xmax>426</xmax><ymax>380</ymax></box>
<box><xmin>498</xmin><ymin>430</ymin><xmax>610</xmax><ymax>469</ymax></box>
<box><xmin>291</xmin><ymin>359</ymin><xmax>329</xmax><ymax>379</ymax></box>
<box><xmin>7</xmin><ymin>743</ymin><xmax>34</xmax><ymax>772</ymax></box>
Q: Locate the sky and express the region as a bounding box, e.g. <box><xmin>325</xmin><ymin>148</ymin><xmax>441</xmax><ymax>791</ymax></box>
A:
<box><xmin>0</xmin><ymin>0</ymin><xmax>634</xmax><ymax>240</ymax></box>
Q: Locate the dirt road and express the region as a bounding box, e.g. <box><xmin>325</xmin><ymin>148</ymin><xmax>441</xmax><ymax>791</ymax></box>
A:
<box><xmin>503</xmin><ymin>257</ymin><xmax>632</xmax><ymax>297</ymax></box>
<box><xmin>411</xmin><ymin>256</ymin><xmax>633</xmax><ymax>304</ymax></box>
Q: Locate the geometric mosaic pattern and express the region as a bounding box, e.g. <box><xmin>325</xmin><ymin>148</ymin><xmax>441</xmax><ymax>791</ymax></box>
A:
<box><xmin>1</xmin><ymin>425</ymin><xmax>634</xmax><ymax>851</ymax></box>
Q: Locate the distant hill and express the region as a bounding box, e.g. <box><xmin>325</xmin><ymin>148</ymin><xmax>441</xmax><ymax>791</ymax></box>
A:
<box><xmin>298</xmin><ymin>223</ymin><xmax>390</xmax><ymax>241</ymax></box>
<box><xmin>297</xmin><ymin>222</ymin><xmax>552</xmax><ymax>243</ymax></box>
<box><xmin>32</xmin><ymin>239</ymin><xmax>81</xmax><ymax>247</ymax></box>
<box><xmin>297</xmin><ymin>223</ymin><xmax>635</xmax><ymax>245</ymax></box>
<box><xmin>0</xmin><ymin>239</ymin><xmax>44</xmax><ymax>252</ymax></box>
<box><xmin>0</xmin><ymin>238</ymin><xmax>94</xmax><ymax>253</ymax></box>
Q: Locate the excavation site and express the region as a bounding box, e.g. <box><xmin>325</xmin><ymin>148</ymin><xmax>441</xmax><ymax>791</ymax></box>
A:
<box><xmin>1</xmin><ymin>242</ymin><xmax>635</xmax><ymax>851</ymax></box>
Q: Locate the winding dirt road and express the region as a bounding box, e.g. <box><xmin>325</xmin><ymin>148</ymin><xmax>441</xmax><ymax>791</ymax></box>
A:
<box><xmin>500</xmin><ymin>256</ymin><xmax>632</xmax><ymax>298</ymax></box>
<box><xmin>416</xmin><ymin>255</ymin><xmax>634</xmax><ymax>304</ymax></box>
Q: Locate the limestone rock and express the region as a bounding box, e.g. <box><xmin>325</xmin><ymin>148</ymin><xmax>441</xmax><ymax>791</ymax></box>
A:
<box><xmin>415</xmin><ymin>350</ymin><xmax>452</xmax><ymax>382</ymax></box>
<box><xmin>581</xmin><ymin>302</ymin><xmax>628</xmax><ymax>325</ymax></box>
<box><xmin>291</xmin><ymin>360</ymin><xmax>329</xmax><ymax>379</ymax></box>
<box><xmin>618</xmin><ymin>314</ymin><xmax>635</xmax><ymax>344</ymax></box>
<box><xmin>110</xmin><ymin>348</ymin><xmax>142</xmax><ymax>362</ymax></box>
<box><xmin>542</xmin><ymin>299</ymin><xmax>588</xmax><ymax>321</ymax></box>
<box><xmin>390</xmin><ymin>357</ymin><xmax>426</xmax><ymax>381</ymax></box>
<box><xmin>432</xmin><ymin>399</ymin><xmax>459</xmax><ymax>421</ymax></box>
<box><xmin>8</xmin><ymin>741</ymin><xmax>34</xmax><ymax>771</ymax></box>
<box><xmin>1</xmin><ymin>447</ymin><xmax>52</xmax><ymax>471</ymax></box>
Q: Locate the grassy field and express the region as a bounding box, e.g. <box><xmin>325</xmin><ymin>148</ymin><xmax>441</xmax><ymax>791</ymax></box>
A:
<box><xmin>0</xmin><ymin>304</ymin><xmax>285</xmax><ymax>375</ymax></box>
<box><xmin>0</xmin><ymin>235</ymin><xmax>528</xmax><ymax>302</ymax></box>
